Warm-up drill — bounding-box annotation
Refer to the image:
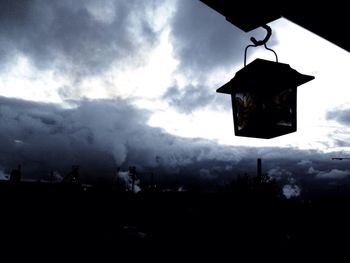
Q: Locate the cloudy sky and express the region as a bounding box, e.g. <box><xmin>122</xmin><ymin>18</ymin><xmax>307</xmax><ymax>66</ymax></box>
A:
<box><xmin>1</xmin><ymin>0</ymin><xmax>350</xmax><ymax>191</ymax></box>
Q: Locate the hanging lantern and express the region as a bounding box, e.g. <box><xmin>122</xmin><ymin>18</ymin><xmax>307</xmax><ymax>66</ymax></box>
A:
<box><xmin>217</xmin><ymin>25</ymin><xmax>314</xmax><ymax>139</ymax></box>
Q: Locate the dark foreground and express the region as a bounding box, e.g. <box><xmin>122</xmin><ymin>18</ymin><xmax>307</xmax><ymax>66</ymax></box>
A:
<box><xmin>0</xmin><ymin>181</ymin><xmax>349</xmax><ymax>261</ymax></box>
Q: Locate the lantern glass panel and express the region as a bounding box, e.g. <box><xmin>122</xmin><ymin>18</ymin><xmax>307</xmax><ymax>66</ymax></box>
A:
<box><xmin>234</xmin><ymin>92</ymin><xmax>257</xmax><ymax>131</ymax></box>
<box><xmin>233</xmin><ymin>87</ymin><xmax>296</xmax><ymax>134</ymax></box>
<box><xmin>269</xmin><ymin>88</ymin><xmax>295</xmax><ymax>128</ymax></box>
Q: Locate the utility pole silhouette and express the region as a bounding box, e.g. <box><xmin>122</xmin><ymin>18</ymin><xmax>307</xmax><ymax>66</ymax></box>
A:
<box><xmin>129</xmin><ymin>166</ymin><xmax>137</xmax><ymax>193</ymax></box>
<box><xmin>257</xmin><ymin>158</ymin><xmax>262</xmax><ymax>179</ymax></box>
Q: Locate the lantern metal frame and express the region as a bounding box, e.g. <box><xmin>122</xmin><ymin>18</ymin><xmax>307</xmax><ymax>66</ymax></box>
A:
<box><xmin>217</xmin><ymin>25</ymin><xmax>315</xmax><ymax>139</ymax></box>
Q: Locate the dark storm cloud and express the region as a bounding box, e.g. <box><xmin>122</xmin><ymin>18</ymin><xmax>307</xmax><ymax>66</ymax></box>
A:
<box><xmin>0</xmin><ymin>0</ymin><xmax>160</xmax><ymax>79</ymax></box>
<box><xmin>170</xmin><ymin>0</ymin><xmax>247</xmax><ymax>77</ymax></box>
<box><xmin>162</xmin><ymin>83</ymin><xmax>230</xmax><ymax>113</ymax></box>
<box><xmin>0</xmin><ymin>95</ymin><xmax>346</xmax><ymax>186</ymax></box>
<box><xmin>169</xmin><ymin>0</ymin><xmax>278</xmax><ymax>78</ymax></box>
<box><xmin>166</xmin><ymin>0</ymin><xmax>279</xmax><ymax>113</ymax></box>
<box><xmin>0</xmin><ymin>96</ymin><xmax>244</xmax><ymax>182</ymax></box>
<box><xmin>327</xmin><ymin>108</ymin><xmax>350</xmax><ymax>126</ymax></box>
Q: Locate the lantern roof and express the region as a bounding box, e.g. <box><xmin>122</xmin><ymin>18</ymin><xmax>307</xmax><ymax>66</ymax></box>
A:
<box><xmin>217</xmin><ymin>59</ymin><xmax>314</xmax><ymax>94</ymax></box>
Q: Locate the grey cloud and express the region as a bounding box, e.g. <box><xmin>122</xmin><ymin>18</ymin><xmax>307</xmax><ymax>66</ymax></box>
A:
<box><xmin>267</xmin><ymin>167</ymin><xmax>292</xmax><ymax>180</ymax></box>
<box><xmin>297</xmin><ymin>159</ymin><xmax>312</xmax><ymax>166</ymax></box>
<box><xmin>307</xmin><ymin>164</ymin><xmax>350</xmax><ymax>179</ymax></box>
<box><xmin>326</xmin><ymin>109</ymin><xmax>350</xmax><ymax>126</ymax></box>
<box><xmin>282</xmin><ymin>184</ymin><xmax>301</xmax><ymax>199</ymax></box>
<box><xmin>170</xmin><ymin>0</ymin><xmax>278</xmax><ymax>78</ymax></box>
<box><xmin>316</xmin><ymin>169</ymin><xmax>350</xmax><ymax>179</ymax></box>
<box><xmin>0</xmin><ymin>169</ymin><xmax>9</xmax><ymax>180</ymax></box>
<box><xmin>0</xmin><ymin>0</ymin><xmax>161</xmax><ymax>79</ymax></box>
<box><xmin>0</xmin><ymin>96</ymin><xmax>243</xmax><ymax>183</ymax></box>
<box><xmin>334</xmin><ymin>139</ymin><xmax>350</xmax><ymax>147</ymax></box>
<box><xmin>199</xmin><ymin>168</ymin><xmax>212</xmax><ymax>179</ymax></box>
<box><xmin>324</xmin><ymin>109</ymin><xmax>350</xmax><ymax>147</ymax></box>
<box><xmin>170</xmin><ymin>0</ymin><xmax>248</xmax><ymax>77</ymax></box>
<box><xmin>0</xmin><ymin>95</ymin><xmax>347</xmax><ymax>187</ymax></box>
<box><xmin>244</xmin><ymin>152</ymin><xmax>349</xmax><ymax>184</ymax></box>
<box><xmin>162</xmin><ymin>83</ymin><xmax>230</xmax><ymax>113</ymax></box>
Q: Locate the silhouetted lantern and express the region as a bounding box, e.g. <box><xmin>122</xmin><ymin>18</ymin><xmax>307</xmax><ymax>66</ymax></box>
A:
<box><xmin>217</xmin><ymin>58</ymin><xmax>314</xmax><ymax>138</ymax></box>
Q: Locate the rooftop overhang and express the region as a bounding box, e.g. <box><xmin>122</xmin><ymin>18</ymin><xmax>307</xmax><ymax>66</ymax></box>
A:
<box><xmin>200</xmin><ymin>0</ymin><xmax>350</xmax><ymax>53</ymax></box>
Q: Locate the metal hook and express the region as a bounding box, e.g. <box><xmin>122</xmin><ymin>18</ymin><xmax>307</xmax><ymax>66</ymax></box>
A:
<box><xmin>244</xmin><ymin>24</ymin><xmax>278</xmax><ymax>66</ymax></box>
<box><xmin>250</xmin><ymin>24</ymin><xmax>272</xmax><ymax>46</ymax></box>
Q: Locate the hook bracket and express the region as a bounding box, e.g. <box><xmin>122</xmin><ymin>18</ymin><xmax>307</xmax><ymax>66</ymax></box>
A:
<box><xmin>250</xmin><ymin>25</ymin><xmax>272</xmax><ymax>46</ymax></box>
<box><xmin>244</xmin><ymin>24</ymin><xmax>278</xmax><ymax>66</ymax></box>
